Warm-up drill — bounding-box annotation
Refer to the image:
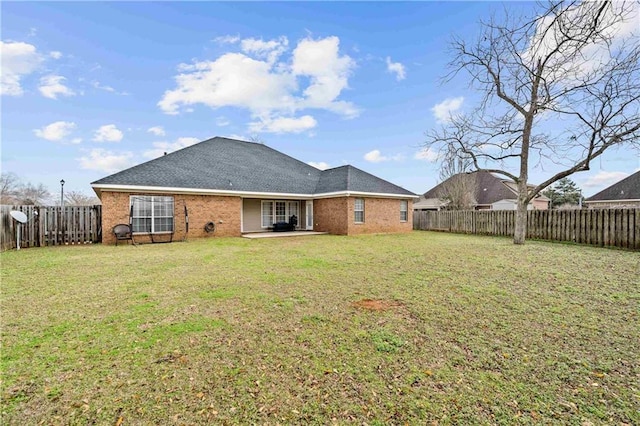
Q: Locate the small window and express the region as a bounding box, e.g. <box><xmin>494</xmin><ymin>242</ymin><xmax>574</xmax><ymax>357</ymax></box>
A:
<box><xmin>130</xmin><ymin>196</ymin><xmax>174</xmax><ymax>233</ymax></box>
<box><xmin>400</xmin><ymin>200</ymin><xmax>408</xmax><ymax>222</ymax></box>
<box><xmin>354</xmin><ymin>198</ymin><xmax>365</xmax><ymax>223</ymax></box>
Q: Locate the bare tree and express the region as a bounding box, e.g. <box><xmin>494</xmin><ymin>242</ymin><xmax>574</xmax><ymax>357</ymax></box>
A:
<box><xmin>65</xmin><ymin>190</ymin><xmax>100</xmax><ymax>206</ymax></box>
<box><xmin>425</xmin><ymin>1</ymin><xmax>640</xmax><ymax>244</ymax></box>
<box><xmin>18</xmin><ymin>182</ymin><xmax>51</xmax><ymax>205</ymax></box>
<box><xmin>0</xmin><ymin>172</ymin><xmax>21</xmax><ymax>204</ymax></box>
<box><xmin>435</xmin><ymin>158</ymin><xmax>478</xmax><ymax>210</ymax></box>
<box><xmin>248</xmin><ymin>134</ymin><xmax>266</xmax><ymax>144</ymax></box>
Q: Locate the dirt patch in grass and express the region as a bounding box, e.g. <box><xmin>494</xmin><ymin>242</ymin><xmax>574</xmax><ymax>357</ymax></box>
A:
<box><xmin>351</xmin><ymin>299</ymin><xmax>403</xmax><ymax>311</ymax></box>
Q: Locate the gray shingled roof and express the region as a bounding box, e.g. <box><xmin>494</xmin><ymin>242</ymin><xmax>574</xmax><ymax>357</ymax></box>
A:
<box><xmin>423</xmin><ymin>171</ymin><xmax>516</xmax><ymax>205</ymax></box>
<box><xmin>92</xmin><ymin>137</ymin><xmax>415</xmax><ymax>197</ymax></box>
<box><xmin>315</xmin><ymin>165</ymin><xmax>415</xmax><ymax>195</ymax></box>
<box><xmin>586</xmin><ymin>170</ymin><xmax>640</xmax><ymax>201</ymax></box>
<box><xmin>422</xmin><ymin>171</ymin><xmax>548</xmax><ymax>205</ymax></box>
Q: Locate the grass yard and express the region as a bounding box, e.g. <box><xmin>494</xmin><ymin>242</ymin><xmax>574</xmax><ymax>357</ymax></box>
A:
<box><xmin>1</xmin><ymin>232</ymin><xmax>638</xmax><ymax>425</ymax></box>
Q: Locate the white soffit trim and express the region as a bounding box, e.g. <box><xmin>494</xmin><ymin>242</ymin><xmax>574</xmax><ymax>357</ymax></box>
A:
<box><xmin>92</xmin><ymin>184</ymin><xmax>418</xmax><ymax>200</ymax></box>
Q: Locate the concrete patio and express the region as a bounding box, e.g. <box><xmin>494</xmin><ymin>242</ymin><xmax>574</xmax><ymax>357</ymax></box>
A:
<box><xmin>242</xmin><ymin>231</ymin><xmax>328</xmax><ymax>239</ymax></box>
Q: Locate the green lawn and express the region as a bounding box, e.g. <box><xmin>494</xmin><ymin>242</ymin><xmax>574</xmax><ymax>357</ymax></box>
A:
<box><xmin>1</xmin><ymin>232</ymin><xmax>638</xmax><ymax>425</ymax></box>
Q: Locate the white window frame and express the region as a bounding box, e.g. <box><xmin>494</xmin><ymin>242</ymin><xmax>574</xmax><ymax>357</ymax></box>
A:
<box><xmin>261</xmin><ymin>200</ymin><xmax>274</xmax><ymax>228</ymax></box>
<box><xmin>261</xmin><ymin>200</ymin><xmax>299</xmax><ymax>228</ymax></box>
<box><xmin>275</xmin><ymin>201</ymin><xmax>287</xmax><ymax>223</ymax></box>
<box><xmin>400</xmin><ymin>200</ymin><xmax>408</xmax><ymax>222</ymax></box>
<box><xmin>130</xmin><ymin>195</ymin><xmax>174</xmax><ymax>234</ymax></box>
<box><xmin>354</xmin><ymin>198</ymin><xmax>365</xmax><ymax>223</ymax></box>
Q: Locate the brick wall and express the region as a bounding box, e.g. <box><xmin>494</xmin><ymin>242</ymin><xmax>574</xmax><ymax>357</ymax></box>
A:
<box><xmin>313</xmin><ymin>196</ymin><xmax>413</xmax><ymax>235</ymax></box>
<box><xmin>313</xmin><ymin>197</ymin><xmax>349</xmax><ymax>235</ymax></box>
<box><xmin>100</xmin><ymin>191</ymin><xmax>242</xmax><ymax>244</ymax></box>
<box><xmin>586</xmin><ymin>200</ymin><xmax>640</xmax><ymax>209</ymax></box>
<box><xmin>346</xmin><ymin>197</ymin><xmax>413</xmax><ymax>235</ymax></box>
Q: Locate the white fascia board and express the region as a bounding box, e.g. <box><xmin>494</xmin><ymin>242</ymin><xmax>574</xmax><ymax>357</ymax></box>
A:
<box><xmin>313</xmin><ymin>191</ymin><xmax>418</xmax><ymax>200</ymax></box>
<box><xmin>91</xmin><ymin>184</ymin><xmax>418</xmax><ymax>200</ymax></box>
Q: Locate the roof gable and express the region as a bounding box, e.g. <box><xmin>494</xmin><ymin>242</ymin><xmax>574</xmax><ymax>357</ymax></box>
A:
<box><xmin>316</xmin><ymin>165</ymin><xmax>415</xmax><ymax>196</ymax></box>
<box><xmin>586</xmin><ymin>170</ymin><xmax>640</xmax><ymax>201</ymax></box>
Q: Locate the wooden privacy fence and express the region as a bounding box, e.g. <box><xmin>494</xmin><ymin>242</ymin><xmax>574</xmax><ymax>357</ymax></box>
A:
<box><xmin>1</xmin><ymin>205</ymin><xmax>102</xmax><ymax>251</ymax></box>
<box><xmin>413</xmin><ymin>209</ymin><xmax>640</xmax><ymax>250</ymax></box>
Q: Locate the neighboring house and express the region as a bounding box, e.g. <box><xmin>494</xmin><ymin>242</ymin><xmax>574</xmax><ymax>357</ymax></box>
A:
<box><xmin>584</xmin><ymin>170</ymin><xmax>640</xmax><ymax>209</ymax></box>
<box><xmin>92</xmin><ymin>137</ymin><xmax>417</xmax><ymax>244</ymax></box>
<box><xmin>414</xmin><ymin>171</ymin><xmax>549</xmax><ymax>211</ymax></box>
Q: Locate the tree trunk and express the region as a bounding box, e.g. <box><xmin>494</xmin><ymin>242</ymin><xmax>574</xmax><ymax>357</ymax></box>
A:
<box><xmin>513</xmin><ymin>180</ymin><xmax>529</xmax><ymax>244</ymax></box>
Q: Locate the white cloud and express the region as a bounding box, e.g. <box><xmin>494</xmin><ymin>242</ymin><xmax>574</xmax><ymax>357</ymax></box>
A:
<box><xmin>143</xmin><ymin>137</ymin><xmax>200</xmax><ymax>159</ymax></box>
<box><xmin>38</xmin><ymin>75</ymin><xmax>76</xmax><ymax>99</ymax></box>
<box><xmin>158</xmin><ymin>52</ymin><xmax>297</xmax><ymax>116</ymax></box>
<box><xmin>364</xmin><ymin>150</ymin><xmax>385</xmax><ymax>163</ymax></box>
<box><xmin>91</xmin><ymin>80</ymin><xmax>128</xmax><ymax>95</ymax></box>
<box><xmin>71</xmin><ymin>137</ymin><xmax>83</xmax><ymax>144</ymax></box>
<box><xmin>49</xmin><ymin>51</ymin><xmax>62</xmax><ymax>59</ymax></box>
<box><xmin>213</xmin><ymin>35</ymin><xmax>240</xmax><ymax>44</ymax></box>
<box><xmin>431</xmin><ymin>96</ymin><xmax>464</xmax><ymax>124</ymax></box>
<box><xmin>364</xmin><ymin>149</ymin><xmax>404</xmax><ymax>163</ymax></box>
<box><xmin>308</xmin><ymin>161</ymin><xmax>330</xmax><ymax>170</ymax></box>
<box><xmin>241</xmin><ymin>36</ymin><xmax>288</xmax><ymax>64</ymax></box>
<box><xmin>0</xmin><ymin>41</ymin><xmax>42</xmax><ymax>96</ymax></box>
<box><xmin>147</xmin><ymin>126</ymin><xmax>166</xmax><ymax>137</ymax></box>
<box><xmin>78</xmin><ymin>148</ymin><xmax>134</xmax><ymax>173</ymax></box>
<box><xmin>93</xmin><ymin>124</ymin><xmax>123</xmax><ymax>143</ymax></box>
<box><xmin>249</xmin><ymin>115</ymin><xmax>317</xmax><ymax>134</ymax></box>
<box><xmin>414</xmin><ymin>147</ymin><xmax>440</xmax><ymax>162</ymax></box>
<box><xmin>292</xmin><ymin>36</ymin><xmax>358</xmax><ymax>117</ymax></box>
<box><xmin>216</xmin><ymin>116</ymin><xmax>230</xmax><ymax>127</ymax></box>
<box><xmin>33</xmin><ymin>121</ymin><xmax>76</xmax><ymax>142</ymax></box>
<box><xmin>386</xmin><ymin>57</ymin><xmax>406</xmax><ymax>81</ymax></box>
<box><xmin>583</xmin><ymin>171</ymin><xmax>629</xmax><ymax>188</ymax></box>
<box><xmin>158</xmin><ymin>35</ymin><xmax>358</xmax><ymax>133</ymax></box>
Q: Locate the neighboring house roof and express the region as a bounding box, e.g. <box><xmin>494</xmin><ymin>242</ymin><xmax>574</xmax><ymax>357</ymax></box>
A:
<box><xmin>422</xmin><ymin>170</ymin><xmax>547</xmax><ymax>206</ymax></box>
<box><xmin>586</xmin><ymin>170</ymin><xmax>640</xmax><ymax>202</ymax></box>
<box><xmin>92</xmin><ymin>137</ymin><xmax>416</xmax><ymax>198</ymax></box>
<box><xmin>412</xmin><ymin>195</ymin><xmax>444</xmax><ymax>210</ymax></box>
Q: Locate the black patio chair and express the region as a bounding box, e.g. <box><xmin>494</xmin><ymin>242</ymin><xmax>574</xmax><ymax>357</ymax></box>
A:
<box><xmin>112</xmin><ymin>223</ymin><xmax>136</xmax><ymax>246</ymax></box>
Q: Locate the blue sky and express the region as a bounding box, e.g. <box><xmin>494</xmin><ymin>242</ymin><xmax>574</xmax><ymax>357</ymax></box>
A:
<box><xmin>2</xmin><ymin>1</ymin><xmax>638</xmax><ymax>199</ymax></box>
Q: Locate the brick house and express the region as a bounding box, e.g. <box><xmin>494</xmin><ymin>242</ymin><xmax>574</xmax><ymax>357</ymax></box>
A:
<box><xmin>413</xmin><ymin>171</ymin><xmax>550</xmax><ymax>211</ymax></box>
<box><xmin>92</xmin><ymin>137</ymin><xmax>417</xmax><ymax>244</ymax></box>
<box><xmin>585</xmin><ymin>170</ymin><xmax>640</xmax><ymax>209</ymax></box>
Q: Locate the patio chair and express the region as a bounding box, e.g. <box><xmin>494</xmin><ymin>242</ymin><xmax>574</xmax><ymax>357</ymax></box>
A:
<box><xmin>112</xmin><ymin>223</ymin><xmax>136</xmax><ymax>246</ymax></box>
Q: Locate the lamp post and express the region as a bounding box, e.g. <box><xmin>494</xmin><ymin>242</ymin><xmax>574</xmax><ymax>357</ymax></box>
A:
<box><xmin>60</xmin><ymin>179</ymin><xmax>65</xmax><ymax>208</ymax></box>
<box><xmin>60</xmin><ymin>179</ymin><xmax>65</xmax><ymax>244</ymax></box>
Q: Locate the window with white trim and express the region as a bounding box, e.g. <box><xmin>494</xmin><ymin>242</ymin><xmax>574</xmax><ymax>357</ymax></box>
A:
<box><xmin>400</xmin><ymin>200</ymin><xmax>408</xmax><ymax>221</ymax></box>
<box><xmin>261</xmin><ymin>201</ymin><xmax>274</xmax><ymax>228</ymax></box>
<box><xmin>354</xmin><ymin>198</ymin><xmax>365</xmax><ymax>223</ymax></box>
<box><xmin>130</xmin><ymin>196</ymin><xmax>174</xmax><ymax>233</ymax></box>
